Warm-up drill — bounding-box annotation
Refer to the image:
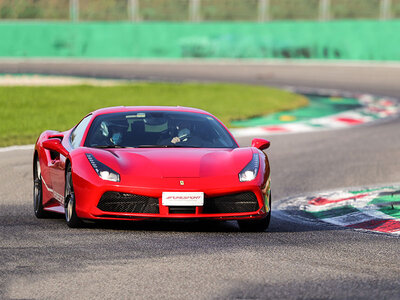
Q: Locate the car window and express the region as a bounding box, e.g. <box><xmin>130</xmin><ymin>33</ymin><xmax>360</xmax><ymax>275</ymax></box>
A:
<box><xmin>84</xmin><ymin>111</ymin><xmax>237</xmax><ymax>149</ymax></box>
<box><xmin>70</xmin><ymin>114</ymin><xmax>92</xmax><ymax>149</ymax></box>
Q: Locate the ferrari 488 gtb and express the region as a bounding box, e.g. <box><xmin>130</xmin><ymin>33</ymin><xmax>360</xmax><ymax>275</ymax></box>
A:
<box><xmin>33</xmin><ymin>106</ymin><xmax>271</xmax><ymax>231</ymax></box>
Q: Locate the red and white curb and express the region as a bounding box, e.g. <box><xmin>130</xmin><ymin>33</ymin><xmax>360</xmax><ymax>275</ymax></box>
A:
<box><xmin>232</xmin><ymin>92</ymin><xmax>400</xmax><ymax>137</ymax></box>
<box><xmin>279</xmin><ymin>185</ymin><xmax>400</xmax><ymax>235</ymax></box>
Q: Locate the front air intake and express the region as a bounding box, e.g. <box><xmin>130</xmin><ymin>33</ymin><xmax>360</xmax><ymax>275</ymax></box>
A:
<box><xmin>97</xmin><ymin>192</ymin><xmax>159</xmax><ymax>214</ymax></box>
<box><xmin>203</xmin><ymin>192</ymin><xmax>259</xmax><ymax>214</ymax></box>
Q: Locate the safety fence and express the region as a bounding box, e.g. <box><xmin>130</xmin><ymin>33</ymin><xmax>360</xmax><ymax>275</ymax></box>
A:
<box><xmin>0</xmin><ymin>20</ymin><xmax>398</xmax><ymax>60</ymax></box>
<box><xmin>0</xmin><ymin>0</ymin><xmax>399</xmax><ymax>22</ymax></box>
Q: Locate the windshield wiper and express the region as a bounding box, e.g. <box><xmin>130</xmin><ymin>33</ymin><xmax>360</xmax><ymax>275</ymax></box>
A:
<box><xmin>92</xmin><ymin>145</ymin><xmax>127</xmax><ymax>149</ymax></box>
<box><xmin>137</xmin><ymin>145</ymin><xmax>168</xmax><ymax>148</ymax></box>
<box><xmin>167</xmin><ymin>145</ymin><xmax>200</xmax><ymax>148</ymax></box>
<box><xmin>137</xmin><ymin>144</ymin><xmax>200</xmax><ymax>148</ymax></box>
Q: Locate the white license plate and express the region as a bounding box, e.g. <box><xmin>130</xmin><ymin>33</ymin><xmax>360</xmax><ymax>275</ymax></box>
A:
<box><xmin>162</xmin><ymin>192</ymin><xmax>204</xmax><ymax>206</ymax></box>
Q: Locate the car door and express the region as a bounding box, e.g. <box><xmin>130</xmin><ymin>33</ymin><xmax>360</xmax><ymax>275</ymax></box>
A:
<box><xmin>47</xmin><ymin>146</ymin><xmax>66</xmax><ymax>205</ymax></box>
<box><xmin>51</xmin><ymin>114</ymin><xmax>92</xmax><ymax>206</ymax></box>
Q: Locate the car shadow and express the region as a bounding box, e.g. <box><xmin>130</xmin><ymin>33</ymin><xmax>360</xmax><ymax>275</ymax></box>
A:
<box><xmin>69</xmin><ymin>208</ymin><xmax>343</xmax><ymax>233</ymax></box>
<box><xmin>81</xmin><ymin>218</ymin><xmax>241</xmax><ymax>232</ymax></box>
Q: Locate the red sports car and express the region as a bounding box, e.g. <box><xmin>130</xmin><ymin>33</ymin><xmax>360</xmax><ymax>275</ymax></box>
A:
<box><xmin>33</xmin><ymin>106</ymin><xmax>271</xmax><ymax>231</ymax></box>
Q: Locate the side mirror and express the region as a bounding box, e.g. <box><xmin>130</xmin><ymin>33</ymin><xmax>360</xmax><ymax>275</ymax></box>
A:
<box><xmin>251</xmin><ymin>138</ymin><xmax>270</xmax><ymax>151</ymax></box>
<box><xmin>42</xmin><ymin>139</ymin><xmax>69</xmax><ymax>157</ymax></box>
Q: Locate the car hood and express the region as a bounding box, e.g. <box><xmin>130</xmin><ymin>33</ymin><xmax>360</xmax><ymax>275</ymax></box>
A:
<box><xmin>92</xmin><ymin>147</ymin><xmax>254</xmax><ymax>179</ymax></box>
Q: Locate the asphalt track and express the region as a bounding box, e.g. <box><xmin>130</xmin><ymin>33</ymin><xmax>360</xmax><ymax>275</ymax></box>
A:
<box><xmin>1</xmin><ymin>60</ymin><xmax>400</xmax><ymax>299</ymax></box>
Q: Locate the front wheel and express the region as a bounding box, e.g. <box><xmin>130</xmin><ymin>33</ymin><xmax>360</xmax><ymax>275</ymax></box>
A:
<box><xmin>238</xmin><ymin>193</ymin><xmax>271</xmax><ymax>232</ymax></box>
<box><xmin>64</xmin><ymin>164</ymin><xmax>82</xmax><ymax>228</ymax></box>
<box><xmin>33</xmin><ymin>157</ymin><xmax>51</xmax><ymax>218</ymax></box>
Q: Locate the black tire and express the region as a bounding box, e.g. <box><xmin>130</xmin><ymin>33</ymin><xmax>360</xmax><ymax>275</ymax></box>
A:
<box><xmin>64</xmin><ymin>164</ymin><xmax>82</xmax><ymax>228</ymax></box>
<box><xmin>33</xmin><ymin>156</ymin><xmax>51</xmax><ymax>218</ymax></box>
<box><xmin>238</xmin><ymin>192</ymin><xmax>271</xmax><ymax>232</ymax></box>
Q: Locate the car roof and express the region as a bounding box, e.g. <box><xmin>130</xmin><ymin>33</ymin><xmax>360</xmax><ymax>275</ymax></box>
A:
<box><xmin>91</xmin><ymin>106</ymin><xmax>211</xmax><ymax>118</ymax></box>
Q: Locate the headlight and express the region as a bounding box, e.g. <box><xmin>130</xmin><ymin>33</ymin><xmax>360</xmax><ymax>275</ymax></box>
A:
<box><xmin>239</xmin><ymin>153</ymin><xmax>260</xmax><ymax>182</ymax></box>
<box><xmin>86</xmin><ymin>153</ymin><xmax>120</xmax><ymax>182</ymax></box>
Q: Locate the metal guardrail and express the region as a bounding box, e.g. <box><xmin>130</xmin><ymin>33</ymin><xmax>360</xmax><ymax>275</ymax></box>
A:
<box><xmin>0</xmin><ymin>0</ymin><xmax>398</xmax><ymax>22</ymax></box>
<box><xmin>74</xmin><ymin>0</ymin><xmax>395</xmax><ymax>22</ymax></box>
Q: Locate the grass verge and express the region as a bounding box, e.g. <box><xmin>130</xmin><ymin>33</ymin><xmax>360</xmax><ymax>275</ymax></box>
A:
<box><xmin>0</xmin><ymin>82</ymin><xmax>308</xmax><ymax>147</ymax></box>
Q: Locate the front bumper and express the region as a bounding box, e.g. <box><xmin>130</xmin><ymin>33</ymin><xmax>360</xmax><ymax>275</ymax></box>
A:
<box><xmin>73</xmin><ymin>173</ymin><xmax>270</xmax><ymax>221</ymax></box>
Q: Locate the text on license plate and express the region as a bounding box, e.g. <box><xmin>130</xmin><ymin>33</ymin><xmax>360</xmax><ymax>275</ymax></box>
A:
<box><xmin>162</xmin><ymin>192</ymin><xmax>204</xmax><ymax>206</ymax></box>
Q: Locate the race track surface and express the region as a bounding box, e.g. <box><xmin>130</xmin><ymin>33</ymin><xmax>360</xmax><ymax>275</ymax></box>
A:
<box><xmin>1</xmin><ymin>61</ymin><xmax>400</xmax><ymax>299</ymax></box>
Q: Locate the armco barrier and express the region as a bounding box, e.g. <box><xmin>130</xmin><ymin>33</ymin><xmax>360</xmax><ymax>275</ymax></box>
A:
<box><xmin>0</xmin><ymin>20</ymin><xmax>399</xmax><ymax>60</ymax></box>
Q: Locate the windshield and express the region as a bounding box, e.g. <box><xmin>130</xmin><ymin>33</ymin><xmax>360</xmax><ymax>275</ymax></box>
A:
<box><xmin>84</xmin><ymin>111</ymin><xmax>238</xmax><ymax>149</ymax></box>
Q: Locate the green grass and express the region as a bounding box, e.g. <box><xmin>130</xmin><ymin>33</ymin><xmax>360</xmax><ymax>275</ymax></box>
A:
<box><xmin>0</xmin><ymin>82</ymin><xmax>308</xmax><ymax>147</ymax></box>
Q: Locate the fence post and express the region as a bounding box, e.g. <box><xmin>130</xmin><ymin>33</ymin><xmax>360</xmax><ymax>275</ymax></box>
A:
<box><xmin>319</xmin><ymin>0</ymin><xmax>330</xmax><ymax>21</ymax></box>
<box><xmin>189</xmin><ymin>0</ymin><xmax>201</xmax><ymax>22</ymax></box>
<box><xmin>70</xmin><ymin>0</ymin><xmax>79</xmax><ymax>22</ymax></box>
<box><xmin>128</xmin><ymin>0</ymin><xmax>139</xmax><ymax>22</ymax></box>
<box><xmin>380</xmin><ymin>0</ymin><xmax>391</xmax><ymax>20</ymax></box>
<box><xmin>258</xmin><ymin>0</ymin><xmax>270</xmax><ymax>22</ymax></box>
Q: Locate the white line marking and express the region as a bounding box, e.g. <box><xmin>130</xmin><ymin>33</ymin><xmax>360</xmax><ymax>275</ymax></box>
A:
<box><xmin>0</xmin><ymin>145</ymin><xmax>34</xmax><ymax>153</ymax></box>
<box><xmin>360</xmin><ymin>207</ymin><xmax>398</xmax><ymax>221</ymax></box>
<box><xmin>324</xmin><ymin>211</ymin><xmax>377</xmax><ymax>226</ymax></box>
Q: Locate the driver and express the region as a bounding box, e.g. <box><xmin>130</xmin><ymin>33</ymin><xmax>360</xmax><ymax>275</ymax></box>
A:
<box><xmin>167</xmin><ymin>118</ymin><xmax>198</xmax><ymax>144</ymax></box>
<box><xmin>158</xmin><ymin>119</ymin><xmax>205</xmax><ymax>146</ymax></box>
<box><xmin>171</xmin><ymin>125</ymin><xmax>191</xmax><ymax>144</ymax></box>
<box><xmin>162</xmin><ymin>119</ymin><xmax>201</xmax><ymax>145</ymax></box>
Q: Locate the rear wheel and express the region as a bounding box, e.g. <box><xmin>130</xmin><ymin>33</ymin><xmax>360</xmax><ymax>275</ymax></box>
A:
<box><xmin>64</xmin><ymin>164</ymin><xmax>82</xmax><ymax>228</ymax></box>
<box><xmin>33</xmin><ymin>156</ymin><xmax>50</xmax><ymax>218</ymax></box>
<box><xmin>238</xmin><ymin>192</ymin><xmax>271</xmax><ymax>232</ymax></box>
